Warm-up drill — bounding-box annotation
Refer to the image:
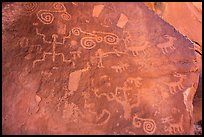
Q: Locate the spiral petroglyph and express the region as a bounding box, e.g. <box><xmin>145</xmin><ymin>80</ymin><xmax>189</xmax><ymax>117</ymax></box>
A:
<box><xmin>61</xmin><ymin>12</ymin><xmax>71</xmax><ymax>21</ymax></box>
<box><xmin>80</xmin><ymin>37</ymin><xmax>97</xmax><ymax>49</ymax></box>
<box><xmin>143</xmin><ymin>120</ymin><xmax>156</xmax><ymax>135</ymax></box>
<box><xmin>104</xmin><ymin>34</ymin><xmax>119</xmax><ymax>44</ymax></box>
<box><xmin>72</xmin><ymin>27</ymin><xmax>81</xmax><ymax>36</ymax></box>
<box><xmin>37</xmin><ymin>10</ymin><xmax>54</xmax><ymax>24</ymax></box>
<box><xmin>53</xmin><ymin>2</ymin><xmax>66</xmax><ymax>12</ymax></box>
<box><xmin>22</xmin><ymin>2</ymin><xmax>38</xmax><ymax>15</ymax></box>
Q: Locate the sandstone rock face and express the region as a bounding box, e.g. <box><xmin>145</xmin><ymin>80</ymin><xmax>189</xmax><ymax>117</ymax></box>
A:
<box><xmin>2</xmin><ymin>2</ymin><xmax>200</xmax><ymax>135</ymax></box>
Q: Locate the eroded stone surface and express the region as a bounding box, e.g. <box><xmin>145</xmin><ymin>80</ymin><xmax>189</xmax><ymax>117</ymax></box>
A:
<box><xmin>2</xmin><ymin>2</ymin><xmax>199</xmax><ymax>135</ymax></box>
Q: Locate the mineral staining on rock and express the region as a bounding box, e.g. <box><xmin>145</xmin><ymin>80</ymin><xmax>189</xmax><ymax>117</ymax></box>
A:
<box><xmin>2</xmin><ymin>2</ymin><xmax>199</xmax><ymax>135</ymax></box>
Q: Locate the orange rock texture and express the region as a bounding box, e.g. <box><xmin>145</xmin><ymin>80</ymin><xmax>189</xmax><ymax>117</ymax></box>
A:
<box><xmin>2</xmin><ymin>2</ymin><xmax>200</xmax><ymax>135</ymax></box>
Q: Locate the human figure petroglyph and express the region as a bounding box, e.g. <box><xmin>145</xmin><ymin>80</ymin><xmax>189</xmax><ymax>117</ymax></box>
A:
<box><xmin>32</xmin><ymin>34</ymin><xmax>73</xmax><ymax>68</ymax></box>
<box><xmin>156</xmin><ymin>35</ymin><xmax>177</xmax><ymax>54</ymax></box>
<box><xmin>132</xmin><ymin>114</ymin><xmax>157</xmax><ymax>135</ymax></box>
<box><xmin>163</xmin><ymin>115</ymin><xmax>184</xmax><ymax>134</ymax></box>
<box><xmin>162</xmin><ymin>73</ymin><xmax>186</xmax><ymax>94</ymax></box>
<box><xmin>111</xmin><ymin>62</ymin><xmax>129</xmax><ymax>73</ymax></box>
<box><xmin>125</xmin><ymin>41</ymin><xmax>150</xmax><ymax>56</ymax></box>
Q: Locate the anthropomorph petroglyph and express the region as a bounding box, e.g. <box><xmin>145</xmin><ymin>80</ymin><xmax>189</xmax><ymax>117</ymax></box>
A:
<box><xmin>132</xmin><ymin>114</ymin><xmax>157</xmax><ymax>135</ymax></box>
<box><xmin>32</xmin><ymin>34</ymin><xmax>73</xmax><ymax>68</ymax></box>
<box><xmin>156</xmin><ymin>35</ymin><xmax>177</xmax><ymax>54</ymax></box>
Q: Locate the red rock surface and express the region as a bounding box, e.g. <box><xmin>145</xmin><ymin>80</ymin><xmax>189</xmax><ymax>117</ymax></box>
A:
<box><xmin>2</xmin><ymin>2</ymin><xmax>200</xmax><ymax>135</ymax></box>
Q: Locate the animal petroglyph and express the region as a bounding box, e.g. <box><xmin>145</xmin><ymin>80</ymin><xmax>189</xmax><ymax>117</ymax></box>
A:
<box><xmin>162</xmin><ymin>73</ymin><xmax>186</xmax><ymax>94</ymax></box>
<box><xmin>133</xmin><ymin>114</ymin><xmax>157</xmax><ymax>135</ymax></box>
<box><xmin>156</xmin><ymin>35</ymin><xmax>176</xmax><ymax>54</ymax></box>
<box><xmin>126</xmin><ymin>77</ymin><xmax>142</xmax><ymax>88</ymax></box>
<box><xmin>163</xmin><ymin>115</ymin><xmax>184</xmax><ymax>134</ymax></box>
<box><xmin>92</xmin><ymin>5</ymin><xmax>105</xmax><ymax>17</ymax></box>
<box><xmin>126</xmin><ymin>41</ymin><xmax>150</xmax><ymax>56</ymax></box>
<box><xmin>117</xmin><ymin>13</ymin><xmax>128</xmax><ymax>28</ymax></box>
<box><xmin>111</xmin><ymin>62</ymin><xmax>129</xmax><ymax>73</ymax></box>
<box><xmin>95</xmin><ymin>48</ymin><xmax>126</xmax><ymax>68</ymax></box>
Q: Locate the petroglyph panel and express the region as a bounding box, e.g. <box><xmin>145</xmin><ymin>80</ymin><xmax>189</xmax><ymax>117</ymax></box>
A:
<box><xmin>2</xmin><ymin>2</ymin><xmax>199</xmax><ymax>135</ymax></box>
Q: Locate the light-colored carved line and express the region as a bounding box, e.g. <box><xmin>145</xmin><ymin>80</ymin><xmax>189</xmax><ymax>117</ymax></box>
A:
<box><xmin>96</xmin><ymin>109</ymin><xmax>111</xmax><ymax>125</ymax></box>
<box><xmin>37</xmin><ymin>10</ymin><xmax>55</xmax><ymax>24</ymax></box>
<box><xmin>55</xmin><ymin>53</ymin><xmax>72</xmax><ymax>63</ymax></box>
<box><xmin>35</xmin><ymin>28</ymin><xmax>52</xmax><ymax>44</ymax></box>
<box><xmin>92</xmin><ymin>5</ymin><xmax>105</xmax><ymax>17</ymax></box>
<box><xmin>33</xmin><ymin>52</ymin><xmax>52</xmax><ymax>67</ymax></box>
